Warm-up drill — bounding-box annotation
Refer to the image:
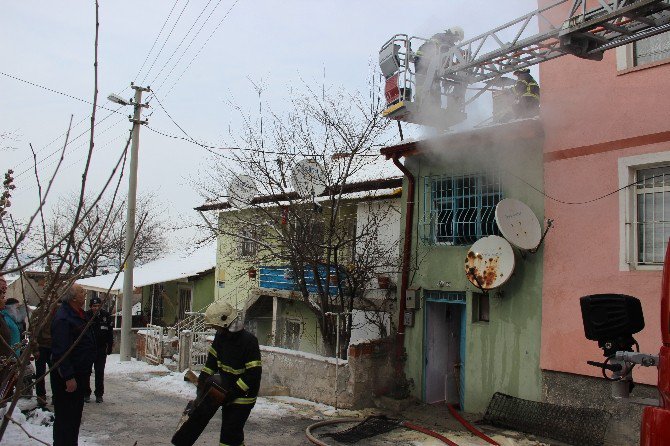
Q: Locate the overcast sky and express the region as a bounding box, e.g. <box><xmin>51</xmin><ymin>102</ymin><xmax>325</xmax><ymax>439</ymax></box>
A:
<box><xmin>0</xmin><ymin>0</ymin><xmax>539</xmax><ymax>252</ymax></box>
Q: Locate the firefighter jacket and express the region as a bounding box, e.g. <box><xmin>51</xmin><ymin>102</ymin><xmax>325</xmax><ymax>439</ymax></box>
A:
<box><xmin>85</xmin><ymin>308</ymin><xmax>114</xmax><ymax>356</ymax></box>
<box><xmin>513</xmin><ymin>75</ymin><xmax>540</xmax><ymax>102</ymax></box>
<box><xmin>51</xmin><ymin>302</ymin><xmax>95</xmax><ymax>380</ymax></box>
<box><xmin>198</xmin><ymin>329</ymin><xmax>262</xmax><ymax>406</ymax></box>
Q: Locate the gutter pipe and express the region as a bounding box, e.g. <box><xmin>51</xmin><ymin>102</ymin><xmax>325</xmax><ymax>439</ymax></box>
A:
<box><xmin>391</xmin><ymin>155</ymin><xmax>415</xmax><ymax>379</ymax></box>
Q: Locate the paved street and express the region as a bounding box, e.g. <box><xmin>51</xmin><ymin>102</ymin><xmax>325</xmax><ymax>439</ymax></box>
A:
<box><xmin>78</xmin><ymin>369</ymin><xmax>316</xmax><ymax>445</ymax></box>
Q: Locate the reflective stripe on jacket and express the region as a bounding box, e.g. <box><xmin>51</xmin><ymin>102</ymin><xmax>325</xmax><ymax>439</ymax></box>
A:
<box><xmin>198</xmin><ymin>329</ymin><xmax>262</xmax><ymax>405</ymax></box>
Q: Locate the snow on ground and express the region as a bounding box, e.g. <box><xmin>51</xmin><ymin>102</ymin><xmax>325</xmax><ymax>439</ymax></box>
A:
<box><xmin>2</xmin><ymin>407</ymin><xmax>99</xmax><ymax>446</ymax></box>
<box><xmin>104</xmin><ymin>355</ymin><xmax>171</xmax><ymax>375</ymax></box>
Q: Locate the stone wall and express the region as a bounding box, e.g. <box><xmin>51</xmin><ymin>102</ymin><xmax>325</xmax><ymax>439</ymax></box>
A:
<box><xmin>259</xmin><ymin>338</ymin><xmax>394</xmax><ymax>409</ymax></box>
<box><xmin>542</xmin><ymin>370</ymin><xmax>658</xmax><ymax>446</ymax></box>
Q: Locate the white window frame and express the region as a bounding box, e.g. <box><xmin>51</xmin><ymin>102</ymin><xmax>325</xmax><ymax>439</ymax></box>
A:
<box><xmin>616</xmin><ymin>31</ymin><xmax>670</xmax><ymax>71</ymax></box>
<box><xmin>618</xmin><ymin>151</ymin><xmax>670</xmax><ymax>271</ymax></box>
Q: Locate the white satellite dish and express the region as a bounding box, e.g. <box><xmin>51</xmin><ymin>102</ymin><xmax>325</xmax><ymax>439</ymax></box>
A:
<box><xmin>291</xmin><ymin>159</ymin><xmax>327</xmax><ymax>198</ymax></box>
<box><xmin>464</xmin><ymin>235</ymin><xmax>515</xmax><ymax>290</ymax></box>
<box><xmin>495</xmin><ymin>198</ymin><xmax>542</xmax><ymax>250</ymax></box>
<box><xmin>228</xmin><ymin>174</ymin><xmax>258</xmax><ymax>209</ymax></box>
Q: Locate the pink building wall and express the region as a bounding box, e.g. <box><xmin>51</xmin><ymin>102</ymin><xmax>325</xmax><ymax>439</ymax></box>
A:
<box><xmin>539</xmin><ymin>1</ymin><xmax>670</xmax><ymax>385</ymax></box>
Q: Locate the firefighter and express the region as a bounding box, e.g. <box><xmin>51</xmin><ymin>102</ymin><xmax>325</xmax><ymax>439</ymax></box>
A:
<box><xmin>413</xmin><ymin>27</ymin><xmax>464</xmax><ymax>107</ymax></box>
<box><xmin>511</xmin><ymin>68</ymin><xmax>540</xmax><ymax>118</ymax></box>
<box><xmin>85</xmin><ymin>296</ymin><xmax>113</xmax><ymax>403</ymax></box>
<box><xmin>198</xmin><ymin>301</ymin><xmax>261</xmax><ymax>446</ymax></box>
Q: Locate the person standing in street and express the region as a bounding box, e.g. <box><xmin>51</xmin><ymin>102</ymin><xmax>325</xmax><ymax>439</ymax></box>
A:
<box><xmin>51</xmin><ymin>284</ymin><xmax>95</xmax><ymax>446</ymax></box>
<box><xmin>0</xmin><ymin>274</ymin><xmax>17</xmax><ymax>400</ymax></box>
<box><xmin>35</xmin><ymin>302</ymin><xmax>58</xmax><ymax>407</ymax></box>
<box><xmin>85</xmin><ymin>296</ymin><xmax>113</xmax><ymax>403</ymax></box>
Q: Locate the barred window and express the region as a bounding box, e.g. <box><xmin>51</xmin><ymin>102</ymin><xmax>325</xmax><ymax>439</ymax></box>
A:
<box><xmin>424</xmin><ymin>172</ymin><xmax>502</xmax><ymax>245</ymax></box>
<box><xmin>635</xmin><ymin>166</ymin><xmax>670</xmax><ymax>265</ymax></box>
<box><xmin>238</xmin><ymin>228</ymin><xmax>258</xmax><ymax>258</ymax></box>
<box><xmin>634</xmin><ymin>30</ymin><xmax>670</xmax><ymax>66</ymax></box>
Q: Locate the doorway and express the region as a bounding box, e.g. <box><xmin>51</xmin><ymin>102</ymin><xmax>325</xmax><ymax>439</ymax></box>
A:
<box><xmin>424</xmin><ymin>291</ymin><xmax>465</xmax><ymax>406</ymax></box>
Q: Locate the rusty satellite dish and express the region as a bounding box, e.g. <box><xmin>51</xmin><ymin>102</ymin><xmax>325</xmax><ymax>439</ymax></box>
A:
<box><xmin>465</xmin><ymin>235</ymin><xmax>515</xmax><ymax>290</ymax></box>
<box><xmin>291</xmin><ymin>159</ymin><xmax>327</xmax><ymax>198</ymax></box>
<box><xmin>495</xmin><ymin>198</ymin><xmax>542</xmax><ymax>251</ymax></box>
<box><xmin>228</xmin><ymin>174</ymin><xmax>258</xmax><ymax>209</ymax></box>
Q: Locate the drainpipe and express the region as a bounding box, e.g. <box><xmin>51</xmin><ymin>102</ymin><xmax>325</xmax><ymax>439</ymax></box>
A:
<box><xmin>392</xmin><ymin>155</ymin><xmax>415</xmax><ymax>379</ymax></box>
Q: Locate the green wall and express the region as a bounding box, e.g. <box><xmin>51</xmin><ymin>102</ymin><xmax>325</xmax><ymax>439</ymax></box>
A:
<box><xmin>400</xmin><ymin>123</ymin><xmax>545</xmax><ymax>413</ymax></box>
<box><xmin>191</xmin><ymin>271</ymin><xmax>215</xmax><ymax>311</ymax></box>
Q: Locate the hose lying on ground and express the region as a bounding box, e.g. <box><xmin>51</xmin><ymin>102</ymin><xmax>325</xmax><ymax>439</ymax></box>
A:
<box><xmin>447</xmin><ymin>404</ymin><xmax>500</xmax><ymax>445</ymax></box>
<box><xmin>305</xmin><ymin>416</ymin><xmax>461</xmax><ymax>446</ymax></box>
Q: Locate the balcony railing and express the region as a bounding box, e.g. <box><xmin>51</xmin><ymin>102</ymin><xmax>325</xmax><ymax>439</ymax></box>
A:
<box><xmin>259</xmin><ymin>265</ymin><xmax>343</xmax><ymax>294</ymax></box>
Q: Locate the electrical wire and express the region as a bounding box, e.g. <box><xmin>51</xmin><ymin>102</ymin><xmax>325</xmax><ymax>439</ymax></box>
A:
<box><xmin>0</xmin><ymin>71</ymin><xmax>125</xmax><ymax>115</ymax></box>
<box><xmin>133</xmin><ymin>0</ymin><xmax>182</xmax><ymax>84</ymax></box>
<box><xmin>505</xmin><ymin>169</ymin><xmax>665</xmax><ymax>206</ymax></box>
<box><xmin>138</xmin><ymin>0</ymin><xmax>191</xmax><ymax>87</ymax></box>
<box><xmin>13</xmin><ymin>112</ymin><xmax>128</xmax><ymax>179</ymax></box>
<box><xmin>147</xmin><ymin>0</ymin><xmax>222</xmax><ymax>91</ymax></box>
<box><xmin>161</xmin><ymin>0</ymin><xmax>241</xmax><ymax>98</ymax></box>
<box><xmin>146</xmin><ymin>94</ymin><xmax>382</xmax><ymax>159</ymax></box>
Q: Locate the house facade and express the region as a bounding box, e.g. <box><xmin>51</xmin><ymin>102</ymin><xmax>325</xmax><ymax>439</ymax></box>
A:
<box><xmin>538</xmin><ymin>2</ymin><xmax>670</xmax><ymax>441</ymax></box>
<box><xmin>381</xmin><ymin>119</ymin><xmax>545</xmax><ymax>412</ymax></box>
<box><xmin>77</xmin><ymin>244</ymin><xmax>216</xmax><ymax>328</ymax></box>
<box><xmin>197</xmin><ymin>162</ymin><xmax>402</xmax><ymax>357</ymax></box>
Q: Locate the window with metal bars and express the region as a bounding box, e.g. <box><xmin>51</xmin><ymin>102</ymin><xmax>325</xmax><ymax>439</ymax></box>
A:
<box><xmin>634</xmin><ymin>30</ymin><xmax>670</xmax><ymax>66</ymax></box>
<box><xmin>635</xmin><ymin>166</ymin><xmax>670</xmax><ymax>265</ymax></box>
<box><xmin>423</xmin><ymin>172</ymin><xmax>502</xmax><ymax>245</ymax></box>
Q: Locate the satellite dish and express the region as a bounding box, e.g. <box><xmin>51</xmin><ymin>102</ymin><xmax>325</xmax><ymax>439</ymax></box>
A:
<box><xmin>228</xmin><ymin>174</ymin><xmax>258</xmax><ymax>209</ymax></box>
<box><xmin>495</xmin><ymin>198</ymin><xmax>542</xmax><ymax>250</ymax></box>
<box><xmin>465</xmin><ymin>235</ymin><xmax>515</xmax><ymax>290</ymax></box>
<box><xmin>291</xmin><ymin>159</ymin><xmax>327</xmax><ymax>198</ymax></box>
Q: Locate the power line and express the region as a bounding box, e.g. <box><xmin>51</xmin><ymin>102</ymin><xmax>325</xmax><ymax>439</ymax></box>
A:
<box><xmin>14</xmin><ymin>113</ymin><xmax>128</xmax><ymax>179</ymax></box>
<box><xmin>139</xmin><ymin>0</ymin><xmax>191</xmax><ymax>87</ymax></box>
<box><xmin>162</xmin><ymin>0</ymin><xmax>241</xmax><ymax>98</ymax></box>
<box><xmin>0</xmin><ymin>71</ymin><xmax>124</xmax><ymax>115</ymax></box>
<box><xmin>148</xmin><ymin>0</ymin><xmax>222</xmax><ymax>90</ymax></box>
<box><xmin>133</xmin><ymin>0</ymin><xmax>182</xmax><ymax>83</ymax></box>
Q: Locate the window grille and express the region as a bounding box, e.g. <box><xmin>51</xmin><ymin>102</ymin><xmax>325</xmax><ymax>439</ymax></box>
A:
<box><xmin>424</xmin><ymin>290</ymin><xmax>466</xmax><ymax>303</ymax></box>
<box><xmin>422</xmin><ymin>172</ymin><xmax>502</xmax><ymax>245</ymax></box>
<box><xmin>635</xmin><ymin>166</ymin><xmax>670</xmax><ymax>265</ymax></box>
<box><xmin>238</xmin><ymin>228</ymin><xmax>258</xmax><ymax>258</ymax></box>
<box><xmin>634</xmin><ymin>30</ymin><xmax>670</xmax><ymax>66</ymax></box>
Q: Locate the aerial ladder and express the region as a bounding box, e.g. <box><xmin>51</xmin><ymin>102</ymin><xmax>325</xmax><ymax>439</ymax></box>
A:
<box><xmin>379</xmin><ymin>0</ymin><xmax>670</xmax><ymax>128</ymax></box>
<box><xmin>379</xmin><ymin>1</ymin><xmax>670</xmax><ymax>444</ymax></box>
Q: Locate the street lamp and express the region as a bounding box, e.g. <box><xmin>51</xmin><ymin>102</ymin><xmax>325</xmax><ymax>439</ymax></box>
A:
<box><xmin>108</xmin><ymin>84</ymin><xmax>150</xmax><ymax>361</ymax></box>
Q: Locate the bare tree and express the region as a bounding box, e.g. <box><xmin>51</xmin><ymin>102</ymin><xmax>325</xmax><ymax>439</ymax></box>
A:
<box><xmin>35</xmin><ymin>193</ymin><xmax>168</xmax><ymax>278</ymax></box>
<box><xmin>0</xmin><ymin>2</ymin><xmax>144</xmax><ymax>442</ymax></box>
<box><xmin>200</xmin><ymin>86</ymin><xmax>401</xmax><ymax>359</ymax></box>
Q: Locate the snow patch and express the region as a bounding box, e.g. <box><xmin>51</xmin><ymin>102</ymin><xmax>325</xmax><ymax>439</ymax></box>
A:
<box><xmin>261</xmin><ymin>345</ymin><xmax>348</xmax><ymax>366</ymax></box>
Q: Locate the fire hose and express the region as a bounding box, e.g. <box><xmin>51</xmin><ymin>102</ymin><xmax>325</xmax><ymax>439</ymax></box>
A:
<box><xmin>305</xmin><ymin>407</ymin><xmax>500</xmax><ymax>446</ymax></box>
<box><xmin>305</xmin><ymin>417</ymin><xmax>461</xmax><ymax>446</ymax></box>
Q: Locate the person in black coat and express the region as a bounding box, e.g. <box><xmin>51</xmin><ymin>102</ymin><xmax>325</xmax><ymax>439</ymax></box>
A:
<box><xmin>50</xmin><ymin>284</ymin><xmax>95</xmax><ymax>446</ymax></box>
<box><xmin>84</xmin><ymin>296</ymin><xmax>113</xmax><ymax>403</ymax></box>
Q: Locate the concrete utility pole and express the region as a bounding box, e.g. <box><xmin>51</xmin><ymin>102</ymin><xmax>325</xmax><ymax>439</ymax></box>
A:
<box><xmin>118</xmin><ymin>84</ymin><xmax>150</xmax><ymax>361</ymax></box>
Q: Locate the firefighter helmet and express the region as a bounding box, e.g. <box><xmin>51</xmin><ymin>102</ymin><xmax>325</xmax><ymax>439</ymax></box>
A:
<box><xmin>448</xmin><ymin>26</ymin><xmax>465</xmax><ymax>42</ymax></box>
<box><xmin>204</xmin><ymin>301</ymin><xmax>244</xmax><ymax>332</ymax></box>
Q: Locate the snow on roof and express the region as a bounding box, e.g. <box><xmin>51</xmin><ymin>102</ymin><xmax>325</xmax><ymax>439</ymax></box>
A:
<box><xmin>77</xmin><ymin>243</ymin><xmax>216</xmax><ymax>294</ymax></box>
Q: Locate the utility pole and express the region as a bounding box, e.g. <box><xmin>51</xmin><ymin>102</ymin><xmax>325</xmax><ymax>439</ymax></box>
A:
<box><xmin>119</xmin><ymin>84</ymin><xmax>150</xmax><ymax>361</ymax></box>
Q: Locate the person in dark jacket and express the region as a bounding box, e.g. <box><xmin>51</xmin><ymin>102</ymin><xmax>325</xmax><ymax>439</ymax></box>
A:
<box><xmin>512</xmin><ymin>68</ymin><xmax>540</xmax><ymax>118</ymax></box>
<box><xmin>35</xmin><ymin>302</ymin><xmax>58</xmax><ymax>407</ymax></box>
<box><xmin>0</xmin><ymin>274</ymin><xmax>16</xmax><ymax>400</ymax></box>
<box><xmin>84</xmin><ymin>296</ymin><xmax>113</xmax><ymax>403</ymax></box>
<box><xmin>51</xmin><ymin>284</ymin><xmax>95</xmax><ymax>446</ymax></box>
<box><xmin>197</xmin><ymin>301</ymin><xmax>261</xmax><ymax>446</ymax></box>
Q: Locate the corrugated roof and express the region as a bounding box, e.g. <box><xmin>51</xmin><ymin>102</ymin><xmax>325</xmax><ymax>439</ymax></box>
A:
<box><xmin>77</xmin><ymin>243</ymin><xmax>216</xmax><ymax>294</ymax></box>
